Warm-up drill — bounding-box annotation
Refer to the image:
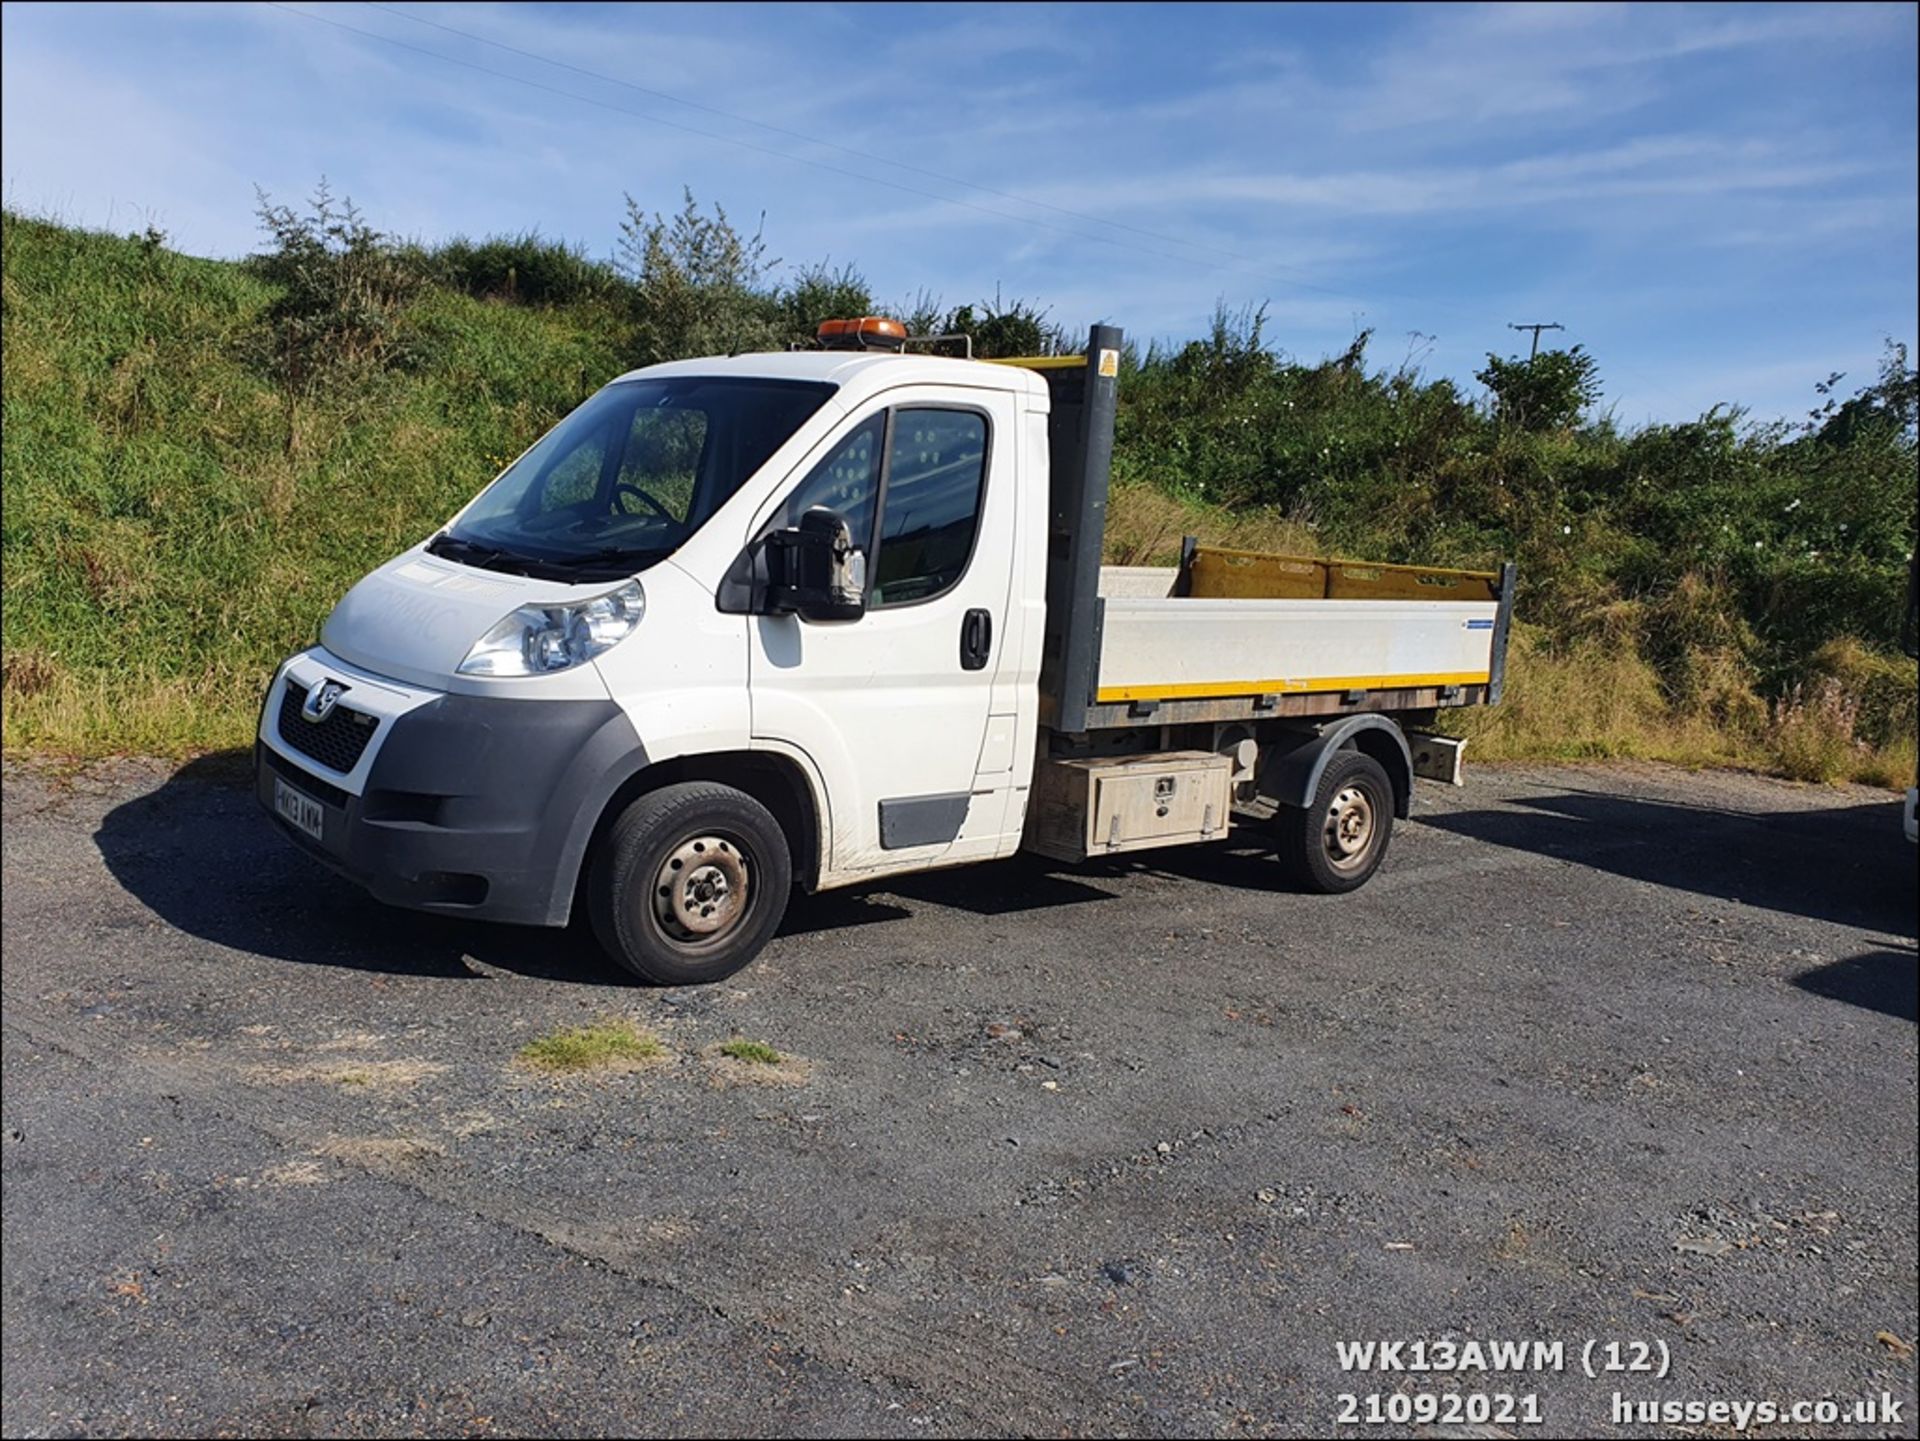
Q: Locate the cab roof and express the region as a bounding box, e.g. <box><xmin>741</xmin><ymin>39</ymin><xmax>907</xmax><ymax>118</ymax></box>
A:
<box><xmin>611</xmin><ymin>349</ymin><xmax>1051</xmax><ymax>407</ymax></box>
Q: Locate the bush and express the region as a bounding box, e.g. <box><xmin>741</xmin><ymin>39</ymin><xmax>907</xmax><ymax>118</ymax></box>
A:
<box><xmin>1803</xmin><ymin>636</ymin><xmax>1919</xmax><ymax>749</ymax></box>
<box><xmin>617</xmin><ymin>188</ymin><xmax>782</xmax><ymax>363</ymax></box>
<box><xmin>1766</xmin><ymin>679</ymin><xmax>1868</xmax><ymax>783</ymax></box>
<box><xmin>409</xmin><ymin>232</ymin><xmax>619</xmax><ymax>307</ymax></box>
<box><xmin>248</xmin><ymin>179</ymin><xmax>421</xmax><ymax>399</ymax></box>
<box><xmin>775</xmin><ymin>261</ymin><xmax>874</xmax><ymax>345</ymax></box>
<box><xmin>1476</xmin><ymin>346</ymin><xmax>1602</xmax><ymax>432</ymax></box>
<box><xmin>941</xmin><ymin>291</ymin><xmax>1066</xmax><ymax>359</ymax></box>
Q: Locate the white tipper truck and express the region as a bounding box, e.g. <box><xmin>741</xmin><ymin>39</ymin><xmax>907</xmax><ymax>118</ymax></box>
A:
<box><xmin>256</xmin><ymin>319</ymin><xmax>1516</xmax><ymax>984</ymax></box>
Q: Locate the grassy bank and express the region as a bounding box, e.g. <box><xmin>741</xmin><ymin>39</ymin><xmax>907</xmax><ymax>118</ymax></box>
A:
<box><xmin>3</xmin><ymin>210</ymin><xmax>620</xmax><ymax>755</ymax></box>
<box><xmin>3</xmin><ymin>204</ymin><xmax>1913</xmax><ymax>785</ymax></box>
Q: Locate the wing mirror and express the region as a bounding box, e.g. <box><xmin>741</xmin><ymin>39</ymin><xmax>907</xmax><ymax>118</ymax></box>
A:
<box><xmin>763</xmin><ymin>508</ymin><xmax>866</xmax><ymax>622</ymax></box>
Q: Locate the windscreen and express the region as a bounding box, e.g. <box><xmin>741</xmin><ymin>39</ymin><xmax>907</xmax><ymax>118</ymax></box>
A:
<box><xmin>438</xmin><ymin>377</ymin><xmax>834</xmax><ymax>581</ymax></box>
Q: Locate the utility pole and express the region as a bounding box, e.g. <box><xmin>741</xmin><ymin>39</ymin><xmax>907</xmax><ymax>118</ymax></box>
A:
<box><xmin>1508</xmin><ymin>321</ymin><xmax>1563</xmax><ymax>361</ymax></box>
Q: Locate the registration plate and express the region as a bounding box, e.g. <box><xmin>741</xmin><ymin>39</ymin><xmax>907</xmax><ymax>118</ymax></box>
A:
<box><xmin>273</xmin><ymin>776</ymin><xmax>325</xmax><ymax>842</ymax></box>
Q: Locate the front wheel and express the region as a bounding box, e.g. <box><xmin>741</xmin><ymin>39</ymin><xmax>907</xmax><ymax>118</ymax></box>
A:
<box><xmin>1273</xmin><ymin>750</ymin><xmax>1395</xmax><ymax>894</ymax></box>
<box><xmin>588</xmin><ymin>782</ymin><xmax>793</xmax><ymax>985</ymax></box>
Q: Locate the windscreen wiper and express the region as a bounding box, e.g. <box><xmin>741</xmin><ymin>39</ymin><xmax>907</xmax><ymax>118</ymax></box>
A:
<box><xmin>426</xmin><ymin>533</ymin><xmax>539</xmax><ymax>574</ymax></box>
<box><xmin>540</xmin><ymin>545</ymin><xmax>668</xmax><ymax>572</ymax></box>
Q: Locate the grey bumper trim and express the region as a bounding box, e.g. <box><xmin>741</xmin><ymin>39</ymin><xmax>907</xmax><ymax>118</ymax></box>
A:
<box><xmin>259</xmin><ymin>690</ymin><xmax>648</xmax><ymax>927</ymax></box>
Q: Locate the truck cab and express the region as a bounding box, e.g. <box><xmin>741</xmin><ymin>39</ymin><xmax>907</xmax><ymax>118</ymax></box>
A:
<box><xmin>257</xmin><ymin>320</ymin><xmax>1514</xmax><ymax>984</ymax></box>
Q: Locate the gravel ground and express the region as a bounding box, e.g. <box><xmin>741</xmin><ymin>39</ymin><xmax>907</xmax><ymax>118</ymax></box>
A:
<box><xmin>2</xmin><ymin>757</ymin><xmax>1915</xmax><ymax>1438</ymax></box>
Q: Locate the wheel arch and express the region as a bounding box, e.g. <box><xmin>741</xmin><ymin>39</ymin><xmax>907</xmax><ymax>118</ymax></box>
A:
<box><xmin>1258</xmin><ymin>714</ymin><xmax>1414</xmax><ymax>819</ymax></box>
<box><xmin>566</xmin><ymin>748</ymin><xmax>826</xmax><ymax>924</ymax></box>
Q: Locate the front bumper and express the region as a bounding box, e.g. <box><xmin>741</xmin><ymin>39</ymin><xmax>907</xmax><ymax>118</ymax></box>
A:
<box><xmin>257</xmin><ymin>649</ymin><xmax>647</xmax><ymax>926</ymax></box>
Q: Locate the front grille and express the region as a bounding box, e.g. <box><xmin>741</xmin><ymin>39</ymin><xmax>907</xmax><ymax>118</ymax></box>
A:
<box><xmin>277</xmin><ymin>680</ymin><xmax>379</xmax><ymax>774</ymax></box>
<box><xmin>259</xmin><ymin>744</ymin><xmax>351</xmax><ymax>808</ymax></box>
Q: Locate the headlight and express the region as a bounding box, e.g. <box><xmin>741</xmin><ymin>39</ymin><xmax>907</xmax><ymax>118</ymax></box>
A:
<box><xmin>457</xmin><ymin>580</ymin><xmax>645</xmax><ymax>676</ymax></box>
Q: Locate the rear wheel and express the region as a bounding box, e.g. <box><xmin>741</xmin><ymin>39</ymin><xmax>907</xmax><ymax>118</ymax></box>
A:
<box><xmin>1274</xmin><ymin>750</ymin><xmax>1394</xmax><ymax>894</ymax></box>
<box><xmin>588</xmin><ymin>782</ymin><xmax>792</xmax><ymax>985</ymax></box>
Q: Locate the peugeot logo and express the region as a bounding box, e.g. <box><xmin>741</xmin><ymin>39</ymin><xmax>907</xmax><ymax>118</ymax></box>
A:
<box><xmin>301</xmin><ymin>678</ymin><xmax>347</xmax><ymax>723</ymax></box>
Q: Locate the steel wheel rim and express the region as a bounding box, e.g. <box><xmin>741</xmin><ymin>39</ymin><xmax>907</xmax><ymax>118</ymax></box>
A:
<box><xmin>653</xmin><ymin>834</ymin><xmax>752</xmax><ymax>945</ymax></box>
<box><xmin>1322</xmin><ymin>785</ymin><xmax>1376</xmax><ymax>871</ymax></box>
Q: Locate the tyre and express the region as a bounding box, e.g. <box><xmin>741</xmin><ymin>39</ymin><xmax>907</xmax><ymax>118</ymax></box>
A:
<box><xmin>588</xmin><ymin>781</ymin><xmax>793</xmax><ymax>986</ymax></box>
<box><xmin>1273</xmin><ymin>749</ymin><xmax>1395</xmax><ymax>894</ymax></box>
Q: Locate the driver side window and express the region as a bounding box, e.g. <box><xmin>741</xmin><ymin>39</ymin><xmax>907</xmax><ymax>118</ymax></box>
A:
<box><xmin>764</xmin><ymin>414</ymin><xmax>884</xmax><ymax>550</ymax></box>
<box><xmin>619</xmin><ymin>408</ymin><xmax>707</xmax><ymax>522</ymax></box>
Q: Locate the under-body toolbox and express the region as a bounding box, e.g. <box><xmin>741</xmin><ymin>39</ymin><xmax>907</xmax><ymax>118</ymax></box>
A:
<box><xmin>1025</xmin><ymin>751</ymin><xmax>1233</xmax><ymax>862</ymax></box>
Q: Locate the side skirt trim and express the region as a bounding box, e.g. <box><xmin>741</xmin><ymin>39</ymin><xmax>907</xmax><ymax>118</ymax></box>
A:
<box><xmin>878</xmin><ymin>792</ymin><xmax>970</xmax><ymax>850</ymax></box>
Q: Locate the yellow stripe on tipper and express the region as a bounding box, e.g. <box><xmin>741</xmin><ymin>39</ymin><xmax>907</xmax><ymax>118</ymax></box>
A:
<box><xmin>1095</xmin><ymin>671</ymin><xmax>1491</xmax><ymax>704</ymax></box>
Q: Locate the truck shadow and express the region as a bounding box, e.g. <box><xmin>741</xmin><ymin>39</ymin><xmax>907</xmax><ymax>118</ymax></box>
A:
<box><xmin>90</xmin><ymin>756</ymin><xmax>1099</xmax><ymax>985</ymax></box>
<box><xmin>1792</xmin><ymin>951</ymin><xmax>1918</xmax><ymax>1023</ymax></box>
<box><xmin>93</xmin><ymin>756</ymin><xmax>624</xmax><ymax>984</ymax></box>
<box><xmin>102</xmin><ymin>758</ymin><xmax>1909</xmax><ymax>994</ymax></box>
<box><xmin>1417</xmin><ymin>788</ymin><xmax>1916</xmax><ymax>937</ymax></box>
<box><xmin>879</xmin><ymin>859</ymin><xmax>1122</xmax><ymax>915</ymax></box>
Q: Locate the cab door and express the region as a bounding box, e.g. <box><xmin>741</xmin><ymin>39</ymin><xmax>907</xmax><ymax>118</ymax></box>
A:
<box><xmin>748</xmin><ymin>388</ymin><xmax>1019</xmax><ymax>877</ymax></box>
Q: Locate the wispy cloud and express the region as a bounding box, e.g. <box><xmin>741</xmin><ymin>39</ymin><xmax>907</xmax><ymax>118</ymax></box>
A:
<box><xmin>1018</xmin><ymin>135</ymin><xmax>1873</xmax><ymax>223</ymax></box>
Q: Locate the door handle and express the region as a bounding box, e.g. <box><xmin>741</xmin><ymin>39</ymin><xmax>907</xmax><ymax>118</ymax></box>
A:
<box><xmin>960</xmin><ymin>609</ymin><xmax>992</xmax><ymax>670</ymax></box>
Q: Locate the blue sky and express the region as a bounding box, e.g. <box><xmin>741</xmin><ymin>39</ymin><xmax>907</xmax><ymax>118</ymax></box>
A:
<box><xmin>3</xmin><ymin>1</ymin><xmax>1915</xmax><ymax>425</ymax></box>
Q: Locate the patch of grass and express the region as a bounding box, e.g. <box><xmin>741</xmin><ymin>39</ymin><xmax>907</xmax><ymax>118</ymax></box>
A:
<box><xmin>516</xmin><ymin>1019</ymin><xmax>665</xmax><ymax>1073</ymax></box>
<box><xmin>254</xmin><ymin>1059</ymin><xmax>446</xmax><ymax>1090</ymax></box>
<box><xmin>1443</xmin><ymin>624</ymin><xmax>1915</xmax><ymax>786</ymax></box>
<box><xmin>1104</xmin><ymin>479</ymin><xmax>1319</xmax><ymax>567</ymax></box>
<box><xmin>315</xmin><ymin>1135</ymin><xmax>446</xmax><ymax>1167</ymax></box>
<box><xmin>701</xmin><ymin>1039</ymin><xmax>812</xmax><ymax>1087</ymax></box>
<box><xmin>3</xmin><ymin>660</ymin><xmax>260</xmax><ymax>757</ymax></box>
<box><xmin>716</xmin><ymin>1038</ymin><xmax>782</xmax><ymax>1066</ymax></box>
<box><xmin>1446</xmin><ymin>625</ymin><xmax>1726</xmax><ymax>766</ymax></box>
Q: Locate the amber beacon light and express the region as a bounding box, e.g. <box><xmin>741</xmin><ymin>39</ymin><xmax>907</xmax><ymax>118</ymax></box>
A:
<box><xmin>816</xmin><ymin>316</ymin><xmax>908</xmax><ymax>352</ymax></box>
